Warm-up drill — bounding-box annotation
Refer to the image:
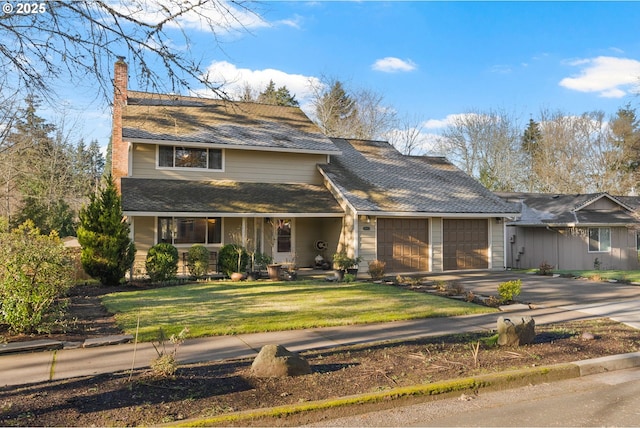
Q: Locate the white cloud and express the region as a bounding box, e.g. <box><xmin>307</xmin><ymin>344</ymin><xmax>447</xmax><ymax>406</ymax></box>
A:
<box><xmin>198</xmin><ymin>61</ymin><xmax>321</xmax><ymax>104</ymax></box>
<box><xmin>423</xmin><ymin>113</ymin><xmax>473</xmax><ymax>130</ymax></box>
<box><xmin>108</xmin><ymin>0</ymin><xmax>268</xmax><ymax>33</ymax></box>
<box><xmin>490</xmin><ymin>64</ymin><xmax>512</xmax><ymax>74</ymax></box>
<box><xmin>372</xmin><ymin>57</ymin><xmax>417</xmax><ymax>73</ymax></box>
<box><xmin>559</xmin><ymin>56</ymin><xmax>640</xmax><ymax>98</ymax></box>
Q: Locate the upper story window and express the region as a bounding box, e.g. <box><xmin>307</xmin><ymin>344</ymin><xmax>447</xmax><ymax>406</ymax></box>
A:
<box><xmin>158</xmin><ymin>146</ymin><xmax>223</xmax><ymax>170</ymax></box>
<box><xmin>588</xmin><ymin>227</ymin><xmax>611</xmax><ymax>252</ymax></box>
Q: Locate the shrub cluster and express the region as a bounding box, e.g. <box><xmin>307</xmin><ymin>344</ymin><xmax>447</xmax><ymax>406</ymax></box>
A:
<box><xmin>0</xmin><ymin>220</ymin><xmax>73</xmax><ymax>333</ymax></box>
<box><xmin>145</xmin><ymin>243</ymin><xmax>179</xmax><ymax>283</ymax></box>
<box><xmin>187</xmin><ymin>244</ymin><xmax>210</xmax><ymax>278</ymax></box>
<box><xmin>368</xmin><ymin>260</ymin><xmax>386</xmax><ymax>280</ymax></box>
<box><xmin>218</xmin><ymin>244</ymin><xmax>248</xmax><ymax>277</ymax></box>
<box><xmin>497</xmin><ymin>279</ymin><xmax>522</xmax><ymax>303</ymax></box>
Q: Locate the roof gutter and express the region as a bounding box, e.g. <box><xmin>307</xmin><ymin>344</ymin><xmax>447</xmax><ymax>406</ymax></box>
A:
<box><xmin>357</xmin><ymin>211</ymin><xmax>520</xmax><ymax>218</ymax></box>
<box><xmin>123</xmin><ymin>211</ymin><xmax>344</xmax><ymax>218</ymax></box>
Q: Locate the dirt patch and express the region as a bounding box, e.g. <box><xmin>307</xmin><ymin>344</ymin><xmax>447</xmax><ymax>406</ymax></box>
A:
<box><xmin>1</xmin><ymin>284</ymin><xmax>639</xmax><ymax>426</ymax></box>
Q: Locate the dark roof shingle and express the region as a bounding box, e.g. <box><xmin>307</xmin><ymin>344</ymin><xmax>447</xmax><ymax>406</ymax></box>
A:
<box><xmin>122</xmin><ymin>91</ymin><xmax>340</xmax><ymax>154</ymax></box>
<box><xmin>497</xmin><ymin>192</ymin><xmax>640</xmax><ymax>226</ymax></box>
<box><xmin>121</xmin><ymin>178</ymin><xmax>344</xmax><ymax>215</ymax></box>
<box><xmin>319</xmin><ymin>139</ymin><xmax>518</xmax><ymax>214</ymax></box>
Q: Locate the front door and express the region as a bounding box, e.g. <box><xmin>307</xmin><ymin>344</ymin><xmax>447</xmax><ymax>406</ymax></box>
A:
<box><xmin>273</xmin><ymin>218</ymin><xmax>295</xmax><ymax>264</ymax></box>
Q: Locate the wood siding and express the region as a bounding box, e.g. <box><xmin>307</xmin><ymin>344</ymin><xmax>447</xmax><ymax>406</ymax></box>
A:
<box><xmin>505</xmin><ymin>226</ymin><xmax>640</xmax><ymax>271</ymax></box>
<box><xmin>131</xmin><ymin>143</ymin><xmax>326</xmax><ymax>184</ymax></box>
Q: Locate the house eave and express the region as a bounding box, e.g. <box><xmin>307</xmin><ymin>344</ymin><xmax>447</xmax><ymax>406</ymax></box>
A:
<box><xmin>506</xmin><ymin>222</ymin><xmax>637</xmax><ymax>228</ymax></box>
<box><xmin>124</xmin><ymin>211</ymin><xmax>345</xmax><ymax>218</ymax></box>
<box><xmin>357</xmin><ymin>211</ymin><xmax>520</xmax><ymax>218</ymax></box>
<box><xmin>126</xmin><ymin>137</ymin><xmax>342</xmax><ymax>156</ymax></box>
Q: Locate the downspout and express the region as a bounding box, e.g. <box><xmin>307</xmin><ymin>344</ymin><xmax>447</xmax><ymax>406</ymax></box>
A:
<box><xmin>353</xmin><ymin>212</ymin><xmax>360</xmax><ymax>260</ymax></box>
<box><xmin>546</xmin><ymin>226</ymin><xmax>561</xmax><ymax>270</ymax></box>
<box><xmin>502</xmin><ymin>218</ymin><xmax>508</xmax><ymax>270</ymax></box>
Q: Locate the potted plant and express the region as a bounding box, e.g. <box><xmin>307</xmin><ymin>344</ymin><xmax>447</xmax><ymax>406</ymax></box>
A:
<box><xmin>248</xmin><ymin>252</ymin><xmax>272</xmax><ymax>281</ymax></box>
<box><xmin>332</xmin><ymin>251</ymin><xmax>362</xmax><ymax>280</ymax></box>
<box><xmin>218</xmin><ymin>243</ymin><xmax>248</xmax><ymax>281</ymax></box>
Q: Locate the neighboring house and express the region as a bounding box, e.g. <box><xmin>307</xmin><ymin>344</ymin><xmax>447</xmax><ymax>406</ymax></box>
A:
<box><xmin>498</xmin><ymin>192</ymin><xmax>640</xmax><ymax>271</ymax></box>
<box><xmin>111</xmin><ymin>59</ymin><xmax>518</xmax><ymax>275</ymax></box>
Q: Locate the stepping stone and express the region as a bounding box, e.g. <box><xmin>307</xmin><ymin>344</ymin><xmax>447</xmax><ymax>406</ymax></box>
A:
<box><xmin>83</xmin><ymin>335</ymin><xmax>134</xmax><ymax>348</ymax></box>
<box><xmin>498</xmin><ymin>303</ymin><xmax>531</xmax><ymax>312</ymax></box>
<box><xmin>0</xmin><ymin>340</ymin><xmax>63</xmax><ymax>354</ymax></box>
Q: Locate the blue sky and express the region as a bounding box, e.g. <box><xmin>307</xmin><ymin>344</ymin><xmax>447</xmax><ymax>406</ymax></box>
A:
<box><xmin>57</xmin><ymin>1</ymin><xmax>640</xmax><ymax>153</ymax></box>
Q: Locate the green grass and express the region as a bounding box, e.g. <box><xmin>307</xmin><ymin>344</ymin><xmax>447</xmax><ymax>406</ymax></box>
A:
<box><xmin>553</xmin><ymin>269</ymin><xmax>640</xmax><ymax>283</ymax></box>
<box><xmin>100</xmin><ymin>280</ymin><xmax>496</xmax><ymax>342</ymax></box>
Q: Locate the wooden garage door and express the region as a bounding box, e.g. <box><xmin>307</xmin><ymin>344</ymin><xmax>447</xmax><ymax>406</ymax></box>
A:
<box><xmin>443</xmin><ymin>219</ymin><xmax>488</xmax><ymax>270</ymax></box>
<box><xmin>377</xmin><ymin>218</ymin><xmax>429</xmax><ymax>272</ymax></box>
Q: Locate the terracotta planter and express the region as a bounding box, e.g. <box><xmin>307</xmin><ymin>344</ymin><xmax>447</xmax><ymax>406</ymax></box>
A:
<box><xmin>230</xmin><ymin>272</ymin><xmax>246</xmax><ymax>281</ymax></box>
<box><xmin>267</xmin><ymin>264</ymin><xmax>281</xmax><ymax>280</ymax></box>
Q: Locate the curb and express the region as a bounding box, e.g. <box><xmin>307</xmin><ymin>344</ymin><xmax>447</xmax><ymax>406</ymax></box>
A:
<box><xmin>169</xmin><ymin>351</ymin><xmax>640</xmax><ymax>427</ymax></box>
<box><xmin>0</xmin><ymin>335</ymin><xmax>134</xmax><ymax>355</ymax></box>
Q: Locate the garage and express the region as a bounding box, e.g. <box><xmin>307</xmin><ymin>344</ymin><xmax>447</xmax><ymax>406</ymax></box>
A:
<box><xmin>377</xmin><ymin>218</ymin><xmax>429</xmax><ymax>272</ymax></box>
<box><xmin>443</xmin><ymin>219</ymin><xmax>488</xmax><ymax>270</ymax></box>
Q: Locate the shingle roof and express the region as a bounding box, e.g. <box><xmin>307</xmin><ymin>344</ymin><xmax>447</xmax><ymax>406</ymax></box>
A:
<box><xmin>497</xmin><ymin>192</ymin><xmax>640</xmax><ymax>226</ymax></box>
<box><xmin>121</xmin><ymin>178</ymin><xmax>344</xmax><ymax>215</ymax></box>
<box><xmin>319</xmin><ymin>139</ymin><xmax>519</xmax><ymax>214</ymax></box>
<box><xmin>122</xmin><ymin>91</ymin><xmax>340</xmax><ymax>155</ymax></box>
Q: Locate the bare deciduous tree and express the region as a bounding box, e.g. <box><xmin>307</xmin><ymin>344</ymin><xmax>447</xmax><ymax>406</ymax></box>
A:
<box><xmin>384</xmin><ymin>114</ymin><xmax>428</xmax><ymax>156</ymax></box>
<box><xmin>0</xmin><ymin>0</ymin><xmax>261</xmax><ymax>102</ymax></box>
<box><xmin>309</xmin><ymin>76</ymin><xmax>396</xmax><ymax>140</ymax></box>
<box><xmin>437</xmin><ymin>109</ymin><xmax>525</xmax><ymax>191</ymax></box>
<box><xmin>533</xmin><ymin>110</ymin><xmax>623</xmax><ymax>194</ymax></box>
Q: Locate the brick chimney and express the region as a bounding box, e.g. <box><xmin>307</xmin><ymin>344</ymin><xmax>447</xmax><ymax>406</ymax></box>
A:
<box><xmin>112</xmin><ymin>57</ymin><xmax>128</xmax><ymax>190</ymax></box>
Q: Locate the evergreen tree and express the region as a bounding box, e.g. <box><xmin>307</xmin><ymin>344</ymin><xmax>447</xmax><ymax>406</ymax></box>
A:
<box><xmin>610</xmin><ymin>104</ymin><xmax>640</xmax><ymax>171</ymax></box>
<box><xmin>0</xmin><ymin>97</ymin><xmax>105</xmax><ymax>235</ymax></box>
<box><xmin>314</xmin><ymin>80</ymin><xmax>358</xmax><ymax>137</ymax></box>
<box><xmin>257</xmin><ymin>80</ymin><xmax>299</xmax><ymax>106</ymax></box>
<box><xmin>607</xmin><ymin>104</ymin><xmax>640</xmax><ymax>194</ymax></box>
<box><xmin>5</xmin><ymin>96</ymin><xmax>77</xmax><ymax>235</ymax></box>
<box><xmin>521</xmin><ymin>118</ymin><xmax>543</xmax><ymax>192</ymax></box>
<box><xmin>77</xmin><ymin>175</ymin><xmax>136</xmax><ymax>285</ymax></box>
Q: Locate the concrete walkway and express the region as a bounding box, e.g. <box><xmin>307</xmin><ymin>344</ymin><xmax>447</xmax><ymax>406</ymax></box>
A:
<box><xmin>1</xmin><ymin>272</ymin><xmax>639</xmax><ymax>388</ymax></box>
<box><xmin>0</xmin><ymin>305</ymin><xmax>600</xmax><ymax>388</ymax></box>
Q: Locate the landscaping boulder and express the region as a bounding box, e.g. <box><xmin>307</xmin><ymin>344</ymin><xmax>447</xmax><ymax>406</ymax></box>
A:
<box><xmin>250</xmin><ymin>344</ymin><xmax>311</xmax><ymax>377</ymax></box>
<box><xmin>497</xmin><ymin>316</ymin><xmax>536</xmax><ymax>346</ymax></box>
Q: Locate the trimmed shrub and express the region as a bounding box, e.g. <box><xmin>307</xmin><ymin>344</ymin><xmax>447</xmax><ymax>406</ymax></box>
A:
<box><xmin>145</xmin><ymin>243</ymin><xmax>179</xmax><ymax>283</ymax></box>
<box><xmin>368</xmin><ymin>260</ymin><xmax>386</xmax><ymax>280</ymax></box>
<box><xmin>187</xmin><ymin>244</ymin><xmax>210</xmax><ymax>278</ymax></box>
<box><xmin>538</xmin><ymin>261</ymin><xmax>553</xmax><ymax>276</ymax></box>
<box><xmin>218</xmin><ymin>244</ymin><xmax>248</xmax><ymax>277</ymax></box>
<box><xmin>498</xmin><ymin>279</ymin><xmax>522</xmax><ymax>303</ymax></box>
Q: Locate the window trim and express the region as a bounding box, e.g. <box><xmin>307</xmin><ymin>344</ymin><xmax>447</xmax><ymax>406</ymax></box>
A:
<box><xmin>588</xmin><ymin>227</ymin><xmax>611</xmax><ymax>253</ymax></box>
<box><xmin>156</xmin><ymin>145</ymin><xmax>224</xmax><ymax>171</ymax></box>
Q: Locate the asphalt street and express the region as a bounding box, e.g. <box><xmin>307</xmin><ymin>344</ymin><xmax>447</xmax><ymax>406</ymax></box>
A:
<box><xmin>306</xmin><ymin>367</ymin><xmax>640</xmax><ymax>426</ymax></box>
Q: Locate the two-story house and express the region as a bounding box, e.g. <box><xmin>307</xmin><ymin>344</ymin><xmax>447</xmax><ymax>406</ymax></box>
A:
<box><xmin>111</xmin><ymin>59</ymin><xmax>518</xmax><ymax>276</ymax></box>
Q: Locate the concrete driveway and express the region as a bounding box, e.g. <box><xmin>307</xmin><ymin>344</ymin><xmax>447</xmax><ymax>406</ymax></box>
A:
<box><xmin>427</xmin><ymin>271</ymin><xmax>640</xmax><ymax>328</ymax></box>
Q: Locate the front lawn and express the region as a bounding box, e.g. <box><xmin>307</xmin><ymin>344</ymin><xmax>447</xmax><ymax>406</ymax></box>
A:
<box><xmin>101</xmin><ymin>280</ymin><xmax>496</xmax><ymax>342</ymax></box>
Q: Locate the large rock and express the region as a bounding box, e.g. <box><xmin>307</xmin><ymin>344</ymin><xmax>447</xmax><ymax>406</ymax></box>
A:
<box><xmin>250</xmin><ymin>344</ymin><xmax>311</xmax><ymax>377</ymax></box>
<box><xmin>497</xmin><ymin>316</ymin><xmax>536</xmax><ymax>346</ymax></box>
